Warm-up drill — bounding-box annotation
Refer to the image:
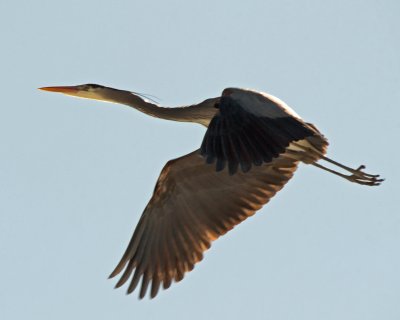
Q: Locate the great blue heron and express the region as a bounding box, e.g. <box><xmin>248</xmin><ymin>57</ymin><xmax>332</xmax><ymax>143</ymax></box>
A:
<box><xmin>39</xmin><ymin>84</ymin><xmax>383</xmax><ymax>299</ymax></box>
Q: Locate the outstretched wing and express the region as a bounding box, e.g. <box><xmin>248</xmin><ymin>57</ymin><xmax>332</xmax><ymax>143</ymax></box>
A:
<box><xmin>200</xmin><ymin>88</ymin><xmax>316</xmax><ymax>174</ymax></box>
<box><xmin>109</xmin><ymin>149</ymin><xmax>299</xmax><ymax>299</ymax></box>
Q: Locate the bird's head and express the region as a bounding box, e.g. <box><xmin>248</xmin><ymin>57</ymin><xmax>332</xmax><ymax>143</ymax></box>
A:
<box><xmin>39</xmin><ymin>83</ymin><xmax>157</xmax><ymax>107</ymax></box>
<box><xmin>39</xmin><ymin>83</ymin><xmax>116</xmax><ymax>101</ymax></box>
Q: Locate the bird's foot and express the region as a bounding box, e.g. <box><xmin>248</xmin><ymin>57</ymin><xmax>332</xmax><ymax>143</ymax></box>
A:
<box><xmin>345</xmin><ymin>165</ymin><xmax>384</xmax><ymax>186</ymax></box>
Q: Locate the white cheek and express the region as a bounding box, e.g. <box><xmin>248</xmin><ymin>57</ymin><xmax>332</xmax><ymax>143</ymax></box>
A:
<box><xmin>69</xmin><ymin>91</ymin><xmax>109</xmax><ymax>102</ymax></box>
<box><xmin>81</xmin><ymin>91</ymin><xmax>101</xmax><ymax>100</ymax></box>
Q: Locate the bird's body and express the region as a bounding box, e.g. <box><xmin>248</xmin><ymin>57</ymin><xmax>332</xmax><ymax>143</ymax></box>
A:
<box><xmin>40</xmin><ymin>84</ymin><xmax>382</xmax><ymax>299</ymax></box>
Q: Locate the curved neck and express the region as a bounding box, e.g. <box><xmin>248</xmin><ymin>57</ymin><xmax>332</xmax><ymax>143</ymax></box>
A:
<box><xmin>103</xmin><ymin>88</ymin><xmax>219</xmax><ymax>126</ymax></box>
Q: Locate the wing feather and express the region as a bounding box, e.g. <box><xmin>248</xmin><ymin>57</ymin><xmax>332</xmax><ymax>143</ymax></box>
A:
<box><xmin>109</xmin><ymin>149</ymin><xmax>299</xmax><ymax>298</ymax></box>
<box><xmin>200</xmin><ymin>89</ymin><xmax>315</xmax><ymax>174</ymax></box>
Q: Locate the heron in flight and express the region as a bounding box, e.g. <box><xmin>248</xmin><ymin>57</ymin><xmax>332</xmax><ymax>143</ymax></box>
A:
<box><xmin>40</xmin><ymin>84</ymin><xmax>383</xmax><ymax>299</ymax></box>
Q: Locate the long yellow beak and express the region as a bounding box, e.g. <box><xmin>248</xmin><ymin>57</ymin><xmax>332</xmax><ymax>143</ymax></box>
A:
<box><xmin>38</xmin><ymin>86</ymin><xmax>79</xmax><ymax>94</ymax></box>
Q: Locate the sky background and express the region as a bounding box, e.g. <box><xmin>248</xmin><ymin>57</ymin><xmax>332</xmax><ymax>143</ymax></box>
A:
<box><xmin>1</xmin><ymin>1</ymin><xmax>399</xmax><ymax>319</ymax></box>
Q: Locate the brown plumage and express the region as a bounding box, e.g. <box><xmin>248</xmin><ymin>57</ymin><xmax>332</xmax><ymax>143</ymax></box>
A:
<box><xmin>109</xmin><ymin>150</ymin><xmax>301</xmax><ymax>298</ymax></box>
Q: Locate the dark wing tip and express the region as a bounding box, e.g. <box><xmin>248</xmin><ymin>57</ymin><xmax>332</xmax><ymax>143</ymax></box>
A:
<box><xmin>109</xmin><ymin>264</ymin><xmax>124</xmax><ymax>279</ymax></box>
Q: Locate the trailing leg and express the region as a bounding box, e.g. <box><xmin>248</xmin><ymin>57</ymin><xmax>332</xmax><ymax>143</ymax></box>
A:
<box><xmin>312</xmin><ymin>162</ymin><xmax>383</xmax><ymax>186</ymax></box>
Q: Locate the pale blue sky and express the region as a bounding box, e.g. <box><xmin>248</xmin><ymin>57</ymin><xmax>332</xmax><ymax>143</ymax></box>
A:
<box><xmin>1</xmin><ymin>1</ymin><xmax>399</xmax><ymax>319</ymax></box>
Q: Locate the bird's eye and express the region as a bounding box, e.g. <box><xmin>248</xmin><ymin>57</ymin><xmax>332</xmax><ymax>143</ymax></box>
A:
<box><xmin>214</xmin><ymin>102</ymin><xmax>220</xmax><ymax>109</ymax></box>
<box><xmin>82</xmin><ymin>84</ymin><xmax>104</xmax><ymax>91</ymax></box>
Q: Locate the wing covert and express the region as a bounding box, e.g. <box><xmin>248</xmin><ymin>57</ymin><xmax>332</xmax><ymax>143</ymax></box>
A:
<box><xmin>200</xmin><ymin>89</ymin><xmax>316</xmax><ymax>174</ymax></box>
